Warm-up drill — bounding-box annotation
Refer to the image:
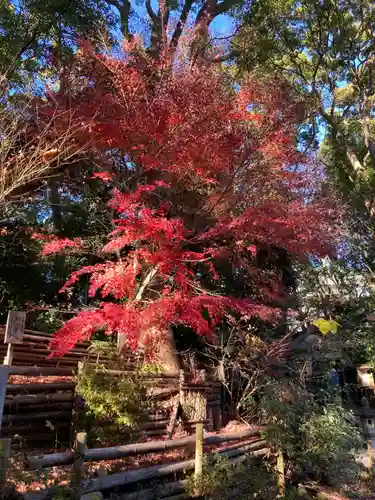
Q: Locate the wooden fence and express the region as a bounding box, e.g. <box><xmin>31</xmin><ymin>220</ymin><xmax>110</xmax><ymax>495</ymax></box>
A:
<box><xmin>0</xmin><ymin>364</ymin><xmax>227</xmax><ymax>449</ymax></box>
<box><xmin>2</xmin><ymin>366</ymin><xmax>76</xmax><ymax>447</ymax></box>
<box><xmin>0</xmin><ymin>327</ymin><xmax>135</xmax><ymax>369</ymax></box>
<box><xmin>21</xmin><ymin>426</ymin><xmax>275</xmax><ymax>500</ymax></box>
<box><xmin>0</xmin><ymin>328</ymin><xmax>92</xmax><ymax>368</ymax></box>
<box><xmin>77</xmin><ymin>364</ymin><xmax>226</xmax><ymax>439</ymax></box>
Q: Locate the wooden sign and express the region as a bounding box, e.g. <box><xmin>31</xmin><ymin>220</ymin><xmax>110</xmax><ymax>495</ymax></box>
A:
<box><xmin>4</xmin><ymin>311</ymin><xmax>25</xmax><ymax>344</ymax></box>
<box><xmin>359</xmin><ymin>372</ymin><xmax>375</xmax><ymax>388</ymax></box>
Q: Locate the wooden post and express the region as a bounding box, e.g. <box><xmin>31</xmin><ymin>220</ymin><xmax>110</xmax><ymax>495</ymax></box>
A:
<box><xmin>71</xmin><ymin>362</ymin><xmax>85</xmax><ymax>444</ymax></box>
<box><xmin>71</xmin><ymin>432</ymin><xmax>87</xmax><ymax>498</ymax></box>
<box><xmin>167</xmin><ymin>397</ymin><xmax>180</xmax><ymax>439</ymax></box>
<box><xmin>3</xmin><ymin>311</ymin><xmax>25</xmax><ymax>366</ymax></box>
<box><xmin>368</xmin><ymin>439</ymin><xmax>373</xmax><ymax>469</ymax></box>
<box><xmin>194</xmin><ymin>422</ymin><xmax>204</xmax><ymax>479</ymax></box>
<box><xmin>275</xmin><ymin>448</ymin><xmax>285</xmax><ymax>497</ymax></box>
<box><xmin>3</xmin><ymin>345</ymin><xmax>13</xmax><ymax>367</ymax></box>
<box><xmin>0</xmin><ymin>438</ymin><xmax>11</xmax><ymax>500</ymax></box>
<box><xmin>179</xmin><ymin>370</ymin><xmax>185</xmax><ymax>409</ymax></box>
<box><xmin>0</xmin><ymin>367</ymin><xmax>9</xmax><ymax>430</ymax></box>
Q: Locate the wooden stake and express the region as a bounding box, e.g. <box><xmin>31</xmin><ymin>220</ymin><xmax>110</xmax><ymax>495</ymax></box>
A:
<box><xmin>71</xmin><ymin>362</ymin><xmax>85</xmax><ymax>445</ymax></box>
<box><xmin>194</xmin><ymin>422</ymin><xmax>204</xmax><ymax>479</ymax></box>
<box><xmin>3</xmin><ymin>344</ymin><xmax>13</xmax><ymax>367</ymax></box>
<box><xmin>368</xmin><ymin>439</ymin><xmax>373</xmax><ymax>469</ymax></box>
<box><xmin>179</xmin><ymin>370</ymin><xmax>185</xmax><ymax>409</ymax></box>
<box><xmin>167</xmin><ymin>397</ymin><xmax>180</xmax><ymax>439</ymax></box>
<box><xmin>0</xmin><ymin>367</ymin><xmax>9</xmax><ymax>430</ymax></box>
<box><xmin>3</xmin><ymin>310</ymin><xmax>25</xmax><ymax>366</ymax></box>
<box><xmin>0</xmin><ymin>438</ymin><xmax>11</xmax><ymax>500</ymax></box>
<box><xmin>71</xmin><ymin>432</ymin><xmax>87</xmax><ymax>498</ymax></box>
<box><xmin>275</xmin><ymin>448</ymin><xmax>285</xmax><ymax>497</ymax></box>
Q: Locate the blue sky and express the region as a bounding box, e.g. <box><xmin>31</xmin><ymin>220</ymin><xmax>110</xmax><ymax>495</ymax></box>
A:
<box><xmin>211</xmin><ymin>14</ymin><xmax>236</xmax><ymax>38</ymax></box>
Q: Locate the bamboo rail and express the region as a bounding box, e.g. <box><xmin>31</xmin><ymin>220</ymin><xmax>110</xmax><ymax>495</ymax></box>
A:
<box><xmin>9</xmin><ymin>366</ymin><xmax>75</xmax><ymax>376</ymax></box>
<box><xmin>27</xmin><ymin>427</ymin><xmax>265</xmax><ymax>469</ymax></box>
<box><xmin>24</xmin><ymin>439</ymin><xmax>270</xmax><ymax>499</ymax></box>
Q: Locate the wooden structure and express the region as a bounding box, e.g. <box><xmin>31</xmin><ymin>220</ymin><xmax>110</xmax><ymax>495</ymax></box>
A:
<box><xmin>0</xmin><ymin>328</ymin><xmax>106</xmax><ymax>368</ymax></box>
<box><xmin>0</xmin><ymin>363</ymin><xmax>227</xmax><ymax>449</ymax></box>
<box><xmin>77</xmin><ymin>363</ymin><xmax>226</xmax><ymax>441</ymax></box>
<box><xmin>2</xmin><ymin>367</ymin><xmax>75</xmax><ymax>447</ymax></box>
<box><xmin>23</xmin><ymin>426</ymin><xmax>271</xmax><ymax>499</ymax></box>
<box><xmin>4</xmin><ymin>311</ymin><xmax>26</xmax><ymax>366</ymax></box>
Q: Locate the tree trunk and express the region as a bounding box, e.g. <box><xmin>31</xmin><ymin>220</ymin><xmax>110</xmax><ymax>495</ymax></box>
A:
<box><xmin>139</xmin><ymin>326</ymin><xmax>180</xmax><ymax>375</ymax></box>
<box><xmin>47</xmin><ymin>179</ymin><xmax>62</xmax><ymax>233</ymax></box>
<box><xmin>117</xmin><ymin>267</ymin><xmax>180</xmax><ymax>374</ymax></box>
<box><xmin>158</xmin><ymin>327</ymin><xmax>180</xmax><ymax>374</ymax></box>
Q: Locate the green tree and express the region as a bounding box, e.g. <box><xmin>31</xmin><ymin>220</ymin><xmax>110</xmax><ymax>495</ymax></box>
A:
<box><xmin>235</xmin><ymin>0</ymin><xmax>375</xmax><ymax>218</ymax></box>
<box><xmin>296</xmin><ymin>256</ymin><xmax>375</xmax><ymax>367</ymax></box>
<box><xmin>0</xmin><ymin>0</ymin><xmax>114</xmax><ymax>91</ymax></box>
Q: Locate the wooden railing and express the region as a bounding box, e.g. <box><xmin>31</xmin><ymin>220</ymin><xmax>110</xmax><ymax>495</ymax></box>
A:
<box><xmin>0</xmin><ymin>328</ymin><xmax>91</xmax><ymax>368</ymax></box>
<box><xmin>21</xmin><ymin>426</ymin><xmax>272</xmax><ymax>500</ymax></box>
<box><xmin>3</xmin><ymin>366</ymin><xmax>76</xmax><ymax>447</ymax></box>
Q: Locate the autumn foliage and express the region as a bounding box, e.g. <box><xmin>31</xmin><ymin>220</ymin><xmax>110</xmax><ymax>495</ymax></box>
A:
<box><xmin>42</xmin><ymin>45</ymin><xmax>336</xmax><ymax>357</ymax></box>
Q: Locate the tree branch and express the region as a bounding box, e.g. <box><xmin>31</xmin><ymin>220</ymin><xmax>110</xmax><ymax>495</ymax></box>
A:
<box><xmin>106</xmin><ymin>0</ymin><xmax>121</xmax><ymax>9</ymax></box>
<box><xmin>170</xmin><ymin>0</ymin><xmax>194</xmax><ymax>53</ymax></box>
<box><xmin>314</xmin><ymin>87</ymin><xmax>364</xmax><ymax>175</ymax></box>
<box><xmin>213</xmin><ymin>0</ymin><xmax>235</xmax><ymax>16</ymax></box>
<box><xmin>106</xmin><ymin>0</ymin><xmax>131</xmax><ymax>38</ymax></box>
<box><xmin>135</xmin><ymin>266</ymin><xmax>158</xmax><ymax>301</ymax></box>
<box><xmin>363</xmin><ymin>97</ymin><xmax>375</xmax><ymax>165</ymax></box>
<box><xmin>210</xmin><ymin>48</ymin><xmax>240</xmax><ymax>63</ymax></box>
<box><xmin>118</xmin><ymin>266</ymin><xmax>158</xmax><ymax>354</ymax></box>
<box><xmin>145</xmin><ymin>0</ymin><xmax>157</xmax><ymax>22</ymax></box>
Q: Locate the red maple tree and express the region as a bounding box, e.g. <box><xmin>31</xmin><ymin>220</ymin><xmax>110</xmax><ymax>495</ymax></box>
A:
<box><xmin>42</xmin><ymin>46</ymin><xmax>337</xmax><ymax>366</ymax></box>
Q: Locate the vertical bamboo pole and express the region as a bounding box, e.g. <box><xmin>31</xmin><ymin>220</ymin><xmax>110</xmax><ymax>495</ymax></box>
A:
<box><xmin>200</xmin><ymin>369</ymin><xmax>207</xmax><ymax>425</ymax></box>
<box><xmin>368</xmin><ymin>439</ymin><xmax>373</xmax><ymax>469</ymax></box>
<box><xmin>179</xmin><ymin>369</ymin><xmax>185</xmax><ymax>409</ymax></box>
<box><xmin>71</xmin><ymin>432</ymin><xmax>87</xmax><ymax>498</ymax></box>
<box><xmin>3</xmin><ymin>345</ymin><xmax>13</xmax><ymax>367</ymax></box>
<box><xmin>3</xmin><ymin>311</ymin><xmax>25</xmax><ymax>366</ymax></box>
<box><xmin>0</xmin><ymin>367</ymin><xmax>9</xmax><ymax>430</ymax></box>
<box><xmin>194</xmin><ymin>422</ymin><xmax>204</xmax><ymax>479</ymax></box>
<box><xmin>275</xmin><ymin>448</ymin><xmax>285</xmax><ymax>497</ymax></box>
<box><xmin>0</xmin><ymin>438</ymin><xmax>11</xmax><ymax>500</ymax></box>
<box><xmin>167</xmin><ymin>396</ymin><xmax>180</xmax><ymax>439</ymax></box>
<box><xmin>71</xmin><ymin>362</ymin><xmax>85</xmax><ymax>445</ymax></box>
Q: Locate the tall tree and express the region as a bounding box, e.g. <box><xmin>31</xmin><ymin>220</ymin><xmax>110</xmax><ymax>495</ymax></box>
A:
<box><xmin>40</xmin><ymin>46</ymin><xmax>336</xmax><ymax>371</ymax></box>
<box><xmin>106</xmin><ymin>0</ymin><xmax>243</xmax><ymax>62</ymax></box>
<box><xmin>234</xmin><ymin>0</ymin><xmax>375</xmax><ymax>221</ymax></box>
<box><xmin>0</xmin><ymin>0</ymin><xmax>114</xmax><ymax>91</ymax></box>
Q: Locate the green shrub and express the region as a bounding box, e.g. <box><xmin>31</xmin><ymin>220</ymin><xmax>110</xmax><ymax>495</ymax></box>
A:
<box><xmin>49</xmin><ymin>486</ymin><xmax>74</xmax><ymax>500</ymax></box>
<box><xmin>258</xmin><ymin>385</ymin><xmax>363</xmax><ymax>486</ymax></box>
<box><xmin>76</xmin><ymin>364</ymin><xmax>151</xmax><ymax>429</ymax></box>
<box><xmin>300</xmin><ymin>405</ymin><xmax>362</xmax><ymax>484</ymax></box>
<box><xmin>186</xmin><ymin>454</ymin><xmax>277</xmax><ymax>499</ymax></box>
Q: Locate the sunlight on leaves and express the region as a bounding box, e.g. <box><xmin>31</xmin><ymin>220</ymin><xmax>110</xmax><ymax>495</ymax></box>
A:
<box><xmin>312</xmin><ymin>318</ymin><xmax>340</xmax><ymax>335</ymax></box>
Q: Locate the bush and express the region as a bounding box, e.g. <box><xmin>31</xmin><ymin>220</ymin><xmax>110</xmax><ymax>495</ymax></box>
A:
<box><xmin>76</xmin><ymin>364</ymin><xmax>152</xmax><ymax>444</ymax></box>
<box><xmin>186</xmin><ymin>454</ymin><xmax>277</xmax><ymax>499</ymax></box>
<box><xmin>300</xmin><ymin>405</ymin><xmax>362</xmax><ymax>484</ymax></box>
<box><xmin>258</xmin><ymin>383</ymin><xmax>363</xmax><ymax>486</ymax></box>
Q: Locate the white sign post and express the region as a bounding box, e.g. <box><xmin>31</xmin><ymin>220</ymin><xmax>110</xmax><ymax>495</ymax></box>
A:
<box><xmin>0</xmin><ymin>311</ymin><xmax>24</xmax><ymax>431</ymax></box>
<box><xmin>3</xmin><ymin>311</ymin><xmax>25</xmax><ymax>366</ymax></box>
